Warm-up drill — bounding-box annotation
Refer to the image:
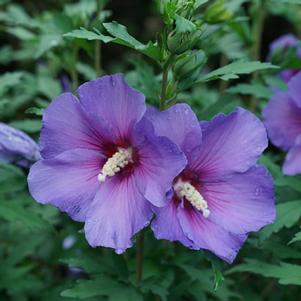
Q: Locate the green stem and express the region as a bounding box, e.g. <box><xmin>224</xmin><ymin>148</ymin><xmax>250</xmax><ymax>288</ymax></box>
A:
<box><xmin>159</xmin><ymin>55</ymin><xmax>174</xmax><ymax>110</ymax></box>
<box><xmin>250</xmin><ymin>0</ymin><xmax>266</xmax><ymax>112</ymax></box>
<box><xmin>95</xmin><ymin>40</ymin><xmax>101</xmax><ymax>76</ymax></box>
<box><xmin>160</xmin><ymin>67</ymin><xmax>169</xmax><ymax>110</ymax></box>
<box><xmin>135</xmin><ymin>231</ymin><xmax>144</xmax><ymax>286</ymax></box>
<box><xmin>95</xmin><ymin>0</ymin><xmax>102</xmax><ymax>75</ymax></box>
<box><xmin>71</xmin><ymin>46</ymin><xmax>79</xmax><ymax>91</ymax></box>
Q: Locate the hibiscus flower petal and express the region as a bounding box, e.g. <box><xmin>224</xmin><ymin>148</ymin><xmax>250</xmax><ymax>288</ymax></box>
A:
<box><xmin>151</xmin><ymin>194</ymin><xmax>195</xmax><ymax>248</ymax></box>
<box><xmin>40</xmin><ymin>93</ymin><xmax>112</xmax><ymax>159</ymax></box>
<box><xmin>178</xmin><ymin>206</ymin><xmax>247</xmax><ymax>263</ymax></box>
<box><xmin>189</xmin><ymin>107</ymin><xmax>267</xmax><ymax>178</ymax></box>
<box><xmin>133</xmin><ymin>118</ymin><xmax>187</xmax><ymax>207</ymax></box>
<box><xmin>145</xmin><ymin>103</ymin><xmax>202</xmax><ymax>153</ymax></box>
<box><xmin>283</xmin><ymin>136</ymin><xmax>301</xmax><ymax>175</ymax></box>
<box><xmin>263</xmin><ymin>92</ymin><xmax>301</xmax><ymax>150</ymax></box>
<box><xmin>288</xmin><ymin>71</ymin><xmax>301</xmax><ymax>107</ymax></box>
<box><xmin>84</xmin><ymin>175</ymin><xmax>152</xmax><ymax>253</ymax></box>
<box><xmin>28</xmin><ymin>149</ymin><xmax>104</xmax><ymax>221</ymax></box>
<box><xmin>78</xmin><ymin>74</ymin><xmax>146</xmax><ymax>141</ymax></box>
<box><xmin>202</xmin><ymin>165</ymin><xmax>275</xmax><ymax>234</ymax></box>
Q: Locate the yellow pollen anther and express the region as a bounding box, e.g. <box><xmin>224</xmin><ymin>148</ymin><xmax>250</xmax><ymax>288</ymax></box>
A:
<box><xmin>98</xmin><ymin>147</ymin><xmax>132</xmax><ymax>183</ymax></box>
<box><xmin>174</xmin><ymin>180</ymin><xmax>210</xmax><ymax>218</ymax></box>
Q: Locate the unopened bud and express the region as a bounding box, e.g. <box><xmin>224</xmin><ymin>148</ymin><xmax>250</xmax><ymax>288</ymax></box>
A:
<box><xmin>167</xmin><ymin>30</ymin><xmax>201</xmax><ymax>55</ymax></box>
<box><xmin>174</xmin><ymin>50</ymin><xmax>207</xmax><ymax>80</ymax></box>
<box><xmin>204</xmin><ymin>0</ymin><xmax>233</xmax><ymax>24</ymax></box>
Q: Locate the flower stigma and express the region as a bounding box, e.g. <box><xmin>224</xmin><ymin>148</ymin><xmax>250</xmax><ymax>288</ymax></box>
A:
<box><xmin>173</xmin><ymin>179</ymin><xmax>210</xmax><ymax>218</ymax></box>
<box><xmin>98</xmin><ymin>147</ymin><xmax>133</xmax><ymax>182</ymax></box>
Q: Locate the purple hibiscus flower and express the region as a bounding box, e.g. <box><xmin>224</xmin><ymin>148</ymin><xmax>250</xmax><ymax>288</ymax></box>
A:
<box><xmin>28</xmin><ymin>74</ymin><xmax>186</xmax><ymax>253</ymax></box>
<box><xmin>263</xmin><ymin>71</ymin><xmax>301</xmax><ymax>175</ymax></box>
<box><xmin>147</xmin><ymin>105</ymin><xmax>275</xmax><ymax>263</ymax></box>
<box><xmin>269</xmin><ymin>34</ymin><xmax>301</xmax><ymax>83</ymax></box>
<box><xmin>0</xmin><ymin>122</ymin><xmax>40</xmax><ymax>167</ymax></box>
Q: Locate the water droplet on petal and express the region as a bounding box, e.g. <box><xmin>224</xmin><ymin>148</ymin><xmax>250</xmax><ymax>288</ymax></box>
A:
<box><xmin>254</xmin><ymin>187</ymin><xmax>261</xmax><ymax>196</ymax></box>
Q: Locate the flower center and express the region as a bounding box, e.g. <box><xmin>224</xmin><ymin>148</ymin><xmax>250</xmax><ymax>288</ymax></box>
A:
<box><xmin>173</xmin><ymin>179</ymin><xmax>210</xmax><ymax>218</ymax></box>
<box><xmin>98</xmin><ymin>147</ymin><xmax>133</xmax><ymax>182</ymax></box>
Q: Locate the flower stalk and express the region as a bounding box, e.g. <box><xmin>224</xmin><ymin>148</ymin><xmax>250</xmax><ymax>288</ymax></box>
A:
<box><xmin>135</xmin><ymin>231</ymin><xmax>144</xmax><ymax>286</ymax></box>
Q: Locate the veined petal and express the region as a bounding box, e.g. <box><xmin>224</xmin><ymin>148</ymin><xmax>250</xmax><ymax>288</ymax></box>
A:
<box><xmin>84</xmin><ymin>175</ymin><xmax>152</xmax><ymax>253</ymax></box>
<box><xmin>145</xmin><ymin>103</ymin><xmax>202</xmax><ymax>153</ymax></box>
<box><xmin>40</xmin><ymin>93</ymin><xmax>112</xmax><ymax>159</ymax></box>
<box><xmin>133</xmin><ymin>118</ymin><xmax>187</xmax><ymax>207</ymax></box>
<box><xmin>263</xmin><ymin>92</ymin><xmax>301</xmax><ymax>150</ymax></box>
<box><xmin>151</xmin><ymin>193</ymin><xmax>194</xmax><ymax>248</ymax></box>
<box><xmin>283</xmin><ymin>136</ymin><xmax>301</xmax><ymax>175</ymax></box>
<box><xmin>178</xmin><ymin>206</ymin><xmax>247</xmax><ymax>263</ymax></box>
<box><xmin>202</xmin><ymin>165</ymin><xmax>275</xmax><ymax>234</ymax></box>
<box><xmin>28</xmin><ymin>149</ymin><xmax>104</xmax><ymax>221</ymax></box>
<box><xmin>78</xmin><ymin>74</ymin><xmax>146</xmax><ymax>141</ymax></box>
<box><xmin>189</xmin><ymin>108</ymin><xmax>267</xmax><ymax>179</ymax></box>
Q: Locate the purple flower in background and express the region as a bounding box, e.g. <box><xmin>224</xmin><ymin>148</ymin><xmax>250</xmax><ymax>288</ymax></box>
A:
<box><xmin>147</xmin><ymin>105</ymin><xmax>275</xmax><ymax>263</ymax></box>
<box><xmin>270</xmin><ymin>34</ymin><xmax>299</xmax><ymax>53</ymax></box>
<box><xmin>269</xmin><ymin>34</ymin><xmax>301</xmax><ymax>83</ymax></box>
<box><xmin>28</xmin><ymin>74</ymin><xmax>186</xmax><ymax>253</ymax></box>
<box><xmin>0</xmin><ymin>122</ymin><xmax>40</xmax><ymax>167</ymax></box>
<box><xmin>263</xmin><ymin>71</ymin><xmax>301</xmax><ymax>175</ymax></box>
<box><xmin>60</xmin><ymin>75</ymin><xmax>72</xmax><ymax>93</ymax></box>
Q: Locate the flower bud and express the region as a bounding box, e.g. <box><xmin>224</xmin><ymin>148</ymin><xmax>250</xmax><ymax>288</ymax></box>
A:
<box><xmin>167</xmin><ymin>30</ymin><xmax>201</xmax><ymax>55</ymax></box>
<box><xmin>174</xmin><ymin>50</ymin><xmax>207</xmax><ymax>80</ymax></box>
<box><xmin>204</xmin><ymin>0</ymin><xmax>233</xmax><ymax>24</ymax></box>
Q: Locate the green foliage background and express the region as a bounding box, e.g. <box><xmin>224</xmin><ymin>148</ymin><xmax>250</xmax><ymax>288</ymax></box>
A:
<box><xmin>1</xmin><ymin>0</ymin><xmax>301</xmax><ymax>300</ymax></box>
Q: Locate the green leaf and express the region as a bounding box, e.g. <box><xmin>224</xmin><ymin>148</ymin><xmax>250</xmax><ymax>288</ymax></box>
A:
<box><xmin>64</xmin><ymin>27</ymin><xmax>114</xmax><ymax>42</ymax></box>
<box><xmin>103</xmin><ymin>21</ymin><xmax>144</xmax><ymax>47</ymax></box>
<box><xmin>65</xmin><ymin>22</ymin><xmax>162</xmax><ymax>61</ymax></box>
<box><xmin>227</xmin><ymin>83</ymin><xmax>273</xmax><ymax>99</ymax></box>
<box><xmin>228</xmin><ymin>259</ymin><xmax>301</xmax><ymax>285</ymax></box>
<box><xmin>0</xmin><ymin>72</ymin><xmax>23</xmax><ymax>95</ymax></box>
<box><xmin>289</xmin><ymin>230</ymin><xmax>301</xmax><ymax>244</ymax></box>
<box><xmin>103</xmin><ymin>21</ymin><xmax>162</xmax><ymax>61</ymax></box>
<box><xmin>76</xmin><ymin>62</ymin><xmax>97</xmax><ymax>80</ymax></box>
<box><xmin>61</xmin><ymin>277</ymin><xmax>143</xmax><ymax>301</ymax></box>
<box><xmin>259</xmin><ymin>200</ymin><xmax>301</xmax><ymax>240</ymax></box>
<box><xmin>273</xmin><ymin>0</ymin><xmax>301</xmax><ymax>3</ymax></box>
<box><xmin>175</xmin><ymin>14</ymin><xmax>196</xmax><ymax>33</ymax></box>
<box><xmin>275</xmin><ymin>176</ymin><xmax>301</xmax><ymax>193</ymax></box>
<box><xmin>25</xmin><ymin>107</ymin><xmax>44</xmax><ymax>116</ymax></box>
<box><xmin>199</xmin><ymin>61</ymin><xmax>278</xmax><ymax>82</ymax></box>
<box><xmin>0</xmin><ymin>164</ymin><xmax>26</xmax><ymax>193</ymax></box>
<box><xmin>0</xmin><ymin>201</ymin><xmax>51</xmax><ymax>232</ymax></box>
<box><xmin>9</xmin><ymin>119</ymin><xmax>41</xmax><ymax>133</ymax></box>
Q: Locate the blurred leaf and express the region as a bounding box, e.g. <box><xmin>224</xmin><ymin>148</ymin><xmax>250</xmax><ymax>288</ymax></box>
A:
<box><xmin>0</xmin><ymin>164</ymin><xmax>26</xmax><ymax>193</ymax></box>
<box><xmin>0</xmin><ymin>72</ymin><xmax>24</xmax><ymax>95</ymax></box>
<box><xmin>9</xmin><ymin>119</ymin><xmax>41</xmax><ymax>133</ymax></box>
<box><xmin>289</xmin><ymin>230</ymin><xmax>301</xmax><ymax>244</ymax></box>
<box><xmin>228</xmin><ymin>259</ymin><xmax>301</xmax><ymax>285</ymax></box>
<box><xmin>227</xmin><ymin>83</ymin><xmax>273</xmax><ymax>99</ymax></box>
<box><xmin>25</xmin><ymin>107</ymin><xmax>44</xmax><ymax>116</ymax></box>
<box><xmin>259</xmin><ymin>200</ymin><xmax>301</xmax><ymax>240</ymax></box>
<box><xmin>76</xmin><ymin>63</ymin><xmax>97</xmax><ymax>80</ymax></box>
<box><xmin>200</xmin><ymin>61</ymin><xmax>278</xmax><ymax>81</ymax></box>
<box><xmin>61</xmin><ymin>276</ymin><xmax>143</xmax><ymax>300</ymax></box>
<box><xmin>275</xmin><ymin>176</ymin><xmax>301</xmax><ymax>193</ymax></box>
<box><xmin>0</xmin><ymin>201</ymin><xmax>52</xmax><ymax>232</ymax></box>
